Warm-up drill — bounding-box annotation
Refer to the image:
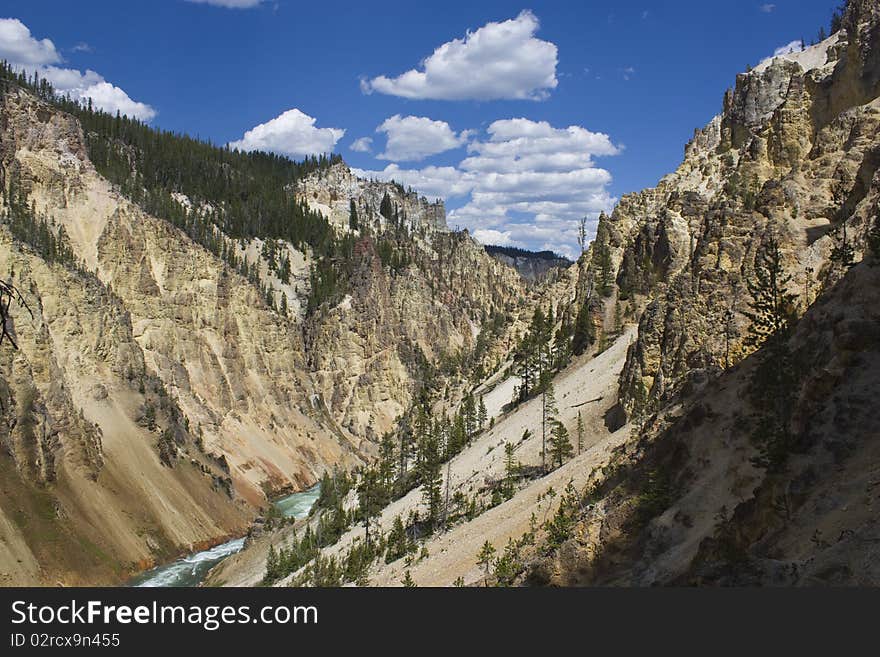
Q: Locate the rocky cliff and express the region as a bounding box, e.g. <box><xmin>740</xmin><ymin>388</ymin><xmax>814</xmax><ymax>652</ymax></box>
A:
<box><xmin>0</xmin><ymin>227</ymin><xmax>254</xmax><ymax>584</ymax></box>
<box><xmin>0</xmin><ymin>78</ymin><xmax>531</xmax><ymax>583</ymax></box>
<box><xmin>1</xmin><ymin>87</ymin><xmax>362</xmax><ymax>507</ymax></box>
<box><xmin>519</xmin><ymin>0</ymin><xmax>880</xmax><ymax>587</ymax></box>
<box><xmin>595</xmin><ymin>0</ymin><xmax>880</xmax><ymax>420</ymax></box>
<box><xmin>297</xmin><ymin>162</ymin><xmax>447</xmax><ymax>235</ymax></box>
<box><xmin>291</xmin><ymin>161</ymin><xmax>529</xmax><ymax>442</ymax></box>
<box><xmin>304</xmin><ymin>228</ymin><xmax>529</xmax><ymax>441</ymax></box>
<box><xmin>527</xmin><ymin>257</ymin><xmax>880</xmax><ymax>586</ymax></box>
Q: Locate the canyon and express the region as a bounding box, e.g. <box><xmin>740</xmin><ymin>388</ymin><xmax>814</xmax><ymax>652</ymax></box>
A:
<box><xmin>1</xmin><ymin>0</ymin><xmax>879</xmax><ymax>587</ymax></box>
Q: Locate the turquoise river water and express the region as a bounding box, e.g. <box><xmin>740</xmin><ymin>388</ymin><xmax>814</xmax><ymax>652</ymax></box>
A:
<box><xmin>129</xmin><ymin>483</ymin><xmax>321</xmax><ymax>587</ymax></box>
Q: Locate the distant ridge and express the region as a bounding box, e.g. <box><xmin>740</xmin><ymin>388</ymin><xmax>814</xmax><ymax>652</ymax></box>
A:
<box><xmin>483</xmin><ymin>244</ymin><xmax>572</xmax><ymax>283</ymax></box>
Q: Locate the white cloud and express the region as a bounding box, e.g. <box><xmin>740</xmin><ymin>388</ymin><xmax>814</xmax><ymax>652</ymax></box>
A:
<box><xmin>473</xmin><ymin>229</ymin><xmax>513</xmax><ymax>246</ymax></box>
<box><xmin>760</xmin><ymin>4</ymin><xmax>776</xmax><ymax>13</ymax></box>
<box><xmin>773</xmin><ymin>40</ymin><xmax>804</xmax><ymax>56</ymax></box>
<box><xmin>453</xmin><ymin>116</ymin><xmax>620</xmax><ymax>258</ymax></box>
<box><xmin>184</xmin><ymin>0</ymin><xmax>264</xmax><ymax>8</ymax></box>
<box><xmin>352</xmin><ymin>164</ymin><xmax>472</xmax><ymax>201</ymax></box>
<box><xmin>71</xmin><ymin>42</ymin><xmax>93</xmax><ymax>53</ymax></box>
<box><xmin>461</xmin><ymin>118</ymin><xmax>619</xmax><ymax>173</ymax></box>
<box><xmin>229</xmin><ymin>108</ymin><xmax>344</xmax><ymax>157</ymax></box>
<box><xmin>356</xmin><ymin>118</ymin><xmax>620</xmax><ymax>257</ymax></box>
<box><xmin>350</xmin><ymin>136</ymin><xmax>373</xmax><ymax>153</ymax></box>
<box><xmin>0</xmin><ymin>18</ymin><xmax>60</xmax><ymax>66</ymax></box>
<box><xmin>376</xmin><ymin>114</ymin><xmax>470</xmax><ymax>162</ymax></box>
<box><xmin>361</xmin><ymin>11</ymin><xmax>558</xmax><ymax>101</ymax></box>
<box><xmin>49</xmin><ymin>70</ymin><xmax>156</xmax><ymax>120</ymax></box>
<box><xmin>0</xmin><ymin>18</ymin><xmax>156</xmax><ymax>121</ymax></box>
<box><xmin>75</xmin><ymin>81</ymin><xmax>155</xmax><ymax>120</ymax></box>
<box><xmin>39</xmin><ymin>66</ymin><xmax>102</xmax><ymax>90</ymax></box>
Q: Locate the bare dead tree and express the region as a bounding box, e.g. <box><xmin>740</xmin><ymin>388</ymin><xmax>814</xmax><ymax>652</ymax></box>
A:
<box><xmin>0</xmin><ymin>279</ymin><xmax>31</xmax><ymax>350</ymax></box>
<box><xmin>577</xmin><ymin>216</ymin><xmax>588</xmax><ymax>255</ymax></box>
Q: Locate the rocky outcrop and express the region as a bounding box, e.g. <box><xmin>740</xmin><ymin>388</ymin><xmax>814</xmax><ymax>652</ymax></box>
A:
<box><xmin>610</xmin><ymin>1</ymin><xmax>880</xmax><ymax>419</ymax></box>
<box><xmin>305</xmin><ymin>229</ymin><xmax>529</xmax><ymax>441</ymax></box>
<box><xmin>532</xmin><ymin>260</ymin><xmax>880</xmax><ymax>586</ymax></box>
<box><xmin>297</xmin><ymin>162</ymin><xmax>447</xmax><ymax>235</ymax></box>
<box><xmin>520</xmin><ymin>0</ymin><xmax>880</xmax><ymax>588</ymax></box>
<box><xmin>287</xmin><ymin>159</ymin><xmax>530</xmax><ymax>441</ymax></box>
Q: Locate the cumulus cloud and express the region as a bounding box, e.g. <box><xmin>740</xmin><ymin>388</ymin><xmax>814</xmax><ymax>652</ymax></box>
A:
<box><xmin>454</xmin><ymin>116</ymin><xmax>621</xmax><ymax>258</ymax></box>
<box><xmin>356</xmin><ymin>118</ymin><xmax>620</xmax><ymax>258</ymax></box>
<box><xmin>361</xmin><ymin>11</ymin><xmax>558</xmax><ymax>101</ymax></box>
<box><xmin>184</xmin><ymin>0</ymin><xmax>264</xmax><ymax>8</ymax></box>
<box><xmin>37</xmin><ymin>66</ymin><xmax>156</xmax><ymax>120</ymax></box>
<box><xmin>376</xmin><ymin>115</ymin><xmax>471</xmax><ymax>162</ymax></box>
<box><xmin>473</xmin><ymin>229</ymin><xmax>513</xmax><ymax>246</ymax></box>
<box><xmin>352</xmin><ymin>164</ymin><xmax>473</xmax><ymax>201</ymax></box>
<box><xmin>0</xmin><ymin>18</ymin><xmax>156</xmax><ymax>121</ymax></box>
<box><xmin>350</xmin><ymin>136</ymin><xmax>373</xmax><ymax>153</ymax></box>
<box><xmin>229</xmin><ymin>108</ymin><xmax>344</xmax><ymax>157</ymax></box>
<box><xmin>461</xmin><ymin>118</ymin><xmax>619</xmax><ymax>173</ymax></box>
<box><xmin>0</xmin><ymin>18</ymin><xmax>60</xmax><ymax>65</ymax></box>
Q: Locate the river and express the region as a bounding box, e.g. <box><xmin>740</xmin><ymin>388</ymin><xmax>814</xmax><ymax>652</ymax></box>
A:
<box><xmin>129</xmin><ymin>482</ymin><xmax>321</xmax><ymax>587</ymax></box>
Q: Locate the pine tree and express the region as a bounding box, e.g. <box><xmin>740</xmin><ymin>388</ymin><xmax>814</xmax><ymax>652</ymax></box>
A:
<box><xmin>593</xmin><ymin>215</ymin><xmax>614</xmax><ymax>297</ymax></box>
<box><xmin>448</xmin><ymin>413</ymin><xmax>467</xmax><ymax>458</ymax></box>
<box><xmin>829</xmin><ymin>223</ymin><xmax>855</xmax><ymax>271</ymax></box>
<box><xmin>462</xmin><ymin>394</ymin><xmax>477</xmax><ymax>437</ymax></box>
<box><xmin>378</xmin><ymin>432</ymin><xmax>396</xmax><ymax>488</ymax></box>
<box><xmin>417</xmin><ymin>431</ymin><xmax>443</xmax><ymax>531</ymax></box>
<box><xmin>379</xmin><ymin>192</ymin><xmax>394</xmax><ymax>220</ymax></box>
<box><xmin>477</xmin><ymin>541</ymin><xmax>496</xmax><ymax>587</ymax></box>
<box><xmin>538</xmin><ymin>305</ymin><xmax>554</xmax><ymax>383</ymax></box>
<box><xmin>553</xmin><ymin>319</ymin><xmax>573</xmax><ymax>370</ymax></box>
<box><xmin>265</xmin><ymin>544</ymin><xmax>279</xmax><ymax>583</ymax></box>
<box><xmin>385</xmin><ymin>515</ymin><xmax>411</xmax><ymax>564</ymax></box>
<box><xmin>745</xmin><ymin>236</ymin><xmax>799</xmax><ymax>472</ymax></box>
<box><xmin>744</xmin><ymin>236</ymin><xmax>797</xmax><ymax>352</ymax></box>
<box><xmin>401</xmin><ymin>570</ymin><xmax>416</xmax><ymax>587</ymax></box>
<box><xmin>503</xmin><ymin>442</ymin><xmax>518</xmax><ymax>497</ymax></box>
<box><xmin>477</xmin><ymin>396</ymin><xmax>487</xmax><ymax>432</ymax></box>
<box><xmin>541</xmin><ymin>383</ymin><xmax>558</xmax><ymax>473</ymax></box>
<box><xmin>349</xmin><ymin>199</ymin><xmax>359</xmax><ymax>231</ymax></box>
<box><xmin>571</xmin><ymin>298</ymin><xmax>595</xmax><ymax>356</ymax></box>
<box><xmin>549</xmin><ymin>420</ymin><xmax>573</xmax><ymax>468</ymax></box>
<box><xmin>357</xmin><ymin>467</ymin><xmax>384</xmax><ymax>547</ymax></box>
<box><xmin>576</xmin><ymin>411</ymin><xmax>585</xmax><ymax>455</ymax></box>
<box><xmin>512</xmin><ymin>349</ymin><xmax>531</xmax><ymax>405</ymax></box>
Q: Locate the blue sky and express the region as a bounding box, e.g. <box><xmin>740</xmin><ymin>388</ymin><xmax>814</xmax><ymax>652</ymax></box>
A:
<box><xmin>0</xmin><ymin>0</ymin><xmax>841</xmax><ymax>256</ymax></box>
